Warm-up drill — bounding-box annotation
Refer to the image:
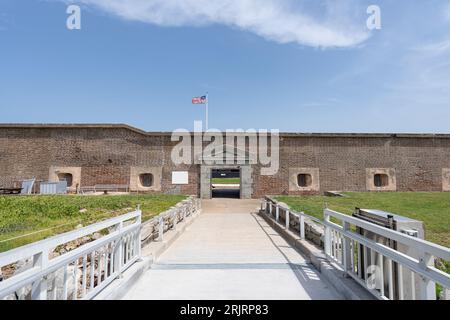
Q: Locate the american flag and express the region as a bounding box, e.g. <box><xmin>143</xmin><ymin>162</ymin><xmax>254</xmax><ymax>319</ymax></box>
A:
<box><xmin>192</xmin><ymin>95</ymin><xmax>207</xmax><ymax>104</ymax></box>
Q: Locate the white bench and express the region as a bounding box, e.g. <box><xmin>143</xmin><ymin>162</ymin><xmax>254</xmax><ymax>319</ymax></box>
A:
<box><xmin>79</xmin><ymin>184</ymin><xmax>129</xmax><ymax>194</ymax></box>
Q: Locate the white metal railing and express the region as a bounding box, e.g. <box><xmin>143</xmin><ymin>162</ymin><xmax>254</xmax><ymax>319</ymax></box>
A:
<box><xmin>140</xmin><ymin>197</ymin><xmax>200</xmax><ymax>244</ymax></box>
<box><xmin>261</xmin><ymin>197</ymin><xmax>324</xmax><ymax>242</ymax></box>
<box><xmin>323</xmin><ymin>208</ymin><xmax>450</xmax><ymax>300</ymax></box>
<box><xmin>260</xmin><ymin>198</ymin><xmax>450</xmax><ymax>300</ymax></box>
<box><xmin>0</xmin><ymin>209</ymin><xmax>141</xmax><ymax>300</ymax></box>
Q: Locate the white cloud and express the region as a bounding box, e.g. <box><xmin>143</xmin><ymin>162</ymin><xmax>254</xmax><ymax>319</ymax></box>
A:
<box><xmin>73</xmin><ymin>0</ymin><xmax>369</xmax><ymax>48</ymax></box>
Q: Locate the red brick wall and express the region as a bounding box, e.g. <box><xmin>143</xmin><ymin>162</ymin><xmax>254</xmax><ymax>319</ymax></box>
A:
<box><xmin>0</xmin><ymin>126</ymin><xmax>449</xmax><ymax>197</ymax></box>
<box><xmin>0</xmin><ymin>127</ymin><xmax>199</xmax><ymax>195</ymax></box>
<box><xmin>251</xmin><ymin>135</ymin><xmax>450</xmax><ymax>197</ymax></box>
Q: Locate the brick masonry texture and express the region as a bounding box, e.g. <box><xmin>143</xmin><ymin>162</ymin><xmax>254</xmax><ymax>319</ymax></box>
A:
<box><xmin>0</xmin><ymin>124</ymin><xmax>449</xmax><ymax>198</ymax></box>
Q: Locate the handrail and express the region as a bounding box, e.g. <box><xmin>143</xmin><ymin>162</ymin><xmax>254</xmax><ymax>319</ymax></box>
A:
<box><xmin>260</xmin><ymin>197</ymin><xmax>323</xmax><ymax>243</ymax></box>
<box><xmin>263</xmin><ymin>196</ymin><xmax>324</xmax><ymax>225</ymax></box>
<box><xmin>0</xmin><ymin>209</ymin><xmax>142</xmax><ymax>300</ymax></box>
<box><xmin>324</xmin><ymin>209</ymin><xmax>450</xmax><ymax>261</ymax></box>
<box><xmin>324</xmin><ymin>217</ymin><xmax>450</xmax><ymax>289</ymax></box>
<box><xmin>0</xmin><ymin>196</ymin><xmax>201</xmax><ymax>300</ymax></box>
<box><xmin>0</xmin><ymin>210</ymin><xmax>140</xmax><ymax>266</ymax></box>
<box><xmin>262</xmin><ymin>197</ymin><xmax>324</xmax><ymax>224</ymax></box>
<box><xmin>0</xmin><ymin>224</ymin><xmax>141</xmax><ymax>296</ymax></box>
<box><xmin>140</xmin><ymin>197</ymin><xmax>200</xmax><ymax>243</ymax></box>
<box><xmin>260</xmin><ymin>197</ymin><xmax>450</xmax><ymax>300</ymax></box>
<box><xmin>323</xmin><ymin>208</ymin><xmax>450</xmax><ymax>300</ymax></box>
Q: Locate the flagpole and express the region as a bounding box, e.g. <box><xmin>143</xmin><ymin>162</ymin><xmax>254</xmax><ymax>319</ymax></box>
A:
<box><xmin>205</xmin><ymin>92</ymin><xmax>209</xmax><ymax>131</ymax></box>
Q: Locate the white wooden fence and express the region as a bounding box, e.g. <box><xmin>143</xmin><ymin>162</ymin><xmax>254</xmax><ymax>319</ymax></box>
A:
<box><xmin>261</xmin><ymin>199</ymin><xmax>450</xmax><ymax>300</ymax></box>
<box><xmin>0</xmin><ymin>209</ymin><xmax>141</xmax><ymax>300</ymax></box>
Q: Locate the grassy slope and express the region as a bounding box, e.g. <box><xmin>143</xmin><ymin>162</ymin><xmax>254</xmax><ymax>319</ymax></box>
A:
<box><xmin>211</xmin><ymin>178</ymin><xmax>241</xmax><ymax>184</ymax></box>
<box><xmin>275</xmin><ymin>192</ymin><xmax>450</xmax><ymax>248</ymax></box>
<box><xmin>0</xmin><ymin>194</ymin><xmax>186</xmax><ymax>252</ymax></box>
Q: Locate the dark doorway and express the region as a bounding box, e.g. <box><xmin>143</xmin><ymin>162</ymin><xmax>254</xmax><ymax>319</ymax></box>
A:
<box><xmin>211</xmin><ymin>168</ymin><xmax>241</xmax><ymax>198</ymax></box>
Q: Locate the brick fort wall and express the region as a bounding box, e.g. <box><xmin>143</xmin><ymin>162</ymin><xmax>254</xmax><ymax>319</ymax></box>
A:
<box><xmin>0</xmin><ymin>125</ymin><xmax>449</xmax><ymax>197</ymax></box>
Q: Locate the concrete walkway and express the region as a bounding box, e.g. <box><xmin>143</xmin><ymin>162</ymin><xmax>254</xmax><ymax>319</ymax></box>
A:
<box><xmin>122</xmin><ymin>199</ymin><xmax>343</xmax><ymax>300</ymax></box>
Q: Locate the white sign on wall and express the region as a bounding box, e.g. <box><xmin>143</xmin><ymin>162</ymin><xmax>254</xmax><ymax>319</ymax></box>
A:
<box><xmin>172</xmin><ymin>171</ymin><xmax>189</xmax><ymax>185</ymax></box>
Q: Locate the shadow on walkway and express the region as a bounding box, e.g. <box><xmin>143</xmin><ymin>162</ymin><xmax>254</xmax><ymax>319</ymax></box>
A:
<box><xmin>250</xmin><ymin>213</ymin><xmax>336</xmax><ymax>300</ymax></box>
<box><xmin>211</xmin><ymin>188</ymin><xmax>240</xmax><ymax>198</ymax></box>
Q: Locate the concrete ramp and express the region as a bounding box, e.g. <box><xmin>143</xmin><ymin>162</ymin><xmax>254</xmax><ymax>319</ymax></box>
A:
<box><xmin>122</xmin><ymin>199</ymin><xmax>343</xmax><ymax>300</ymax></box>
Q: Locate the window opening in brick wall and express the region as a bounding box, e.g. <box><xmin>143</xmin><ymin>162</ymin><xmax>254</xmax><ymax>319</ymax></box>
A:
<box><xmin>374</xmin><ymin>174</ymin><xmax>389</xmax><ymax>187</ymax></box>
<box><xmin>297</xmin><ymin>174</ymin><xmax>312</xmax><ymax>187</ymax></box>
<box><xmin>57</xmin><ymin>173</ymin><xmax>73</xmax><ymax>187</ymax></box>
<box><xmin>139</xmin><ymin>173</ymin><xmax>154</xmax><ymax>187</ymax></box>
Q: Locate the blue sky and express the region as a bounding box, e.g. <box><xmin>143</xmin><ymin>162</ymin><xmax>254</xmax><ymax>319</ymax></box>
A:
<box><xmin>1</xmin><ymin>0</ymin><xmax>450</xmax><ymax>133</ymax></box>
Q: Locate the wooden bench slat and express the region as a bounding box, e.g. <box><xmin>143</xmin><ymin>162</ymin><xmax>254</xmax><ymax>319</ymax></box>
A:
<box><xmin>79</xmin><ymin>184</ymin><xmax>129</xmax><ymax>193</ymax></box>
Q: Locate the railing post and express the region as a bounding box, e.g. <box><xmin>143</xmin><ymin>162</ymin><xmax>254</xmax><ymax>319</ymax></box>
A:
<box><xmin>418</xmin><ymin>251</ymin><xmax>436</xmax><ymax>300</ymax></box>
<box><xmin>285</xmin><ymin>210</ymin><xmax>290</xmax><ymax>229</ymax></box>
<box><xmin>136</xmin><ymin>207</ymin><xmax>142</xmax><ymax>259</ymax></box>
<box><xmin>444</xmin><ymin>288</ymin><xmax>450</xmax><ymax>300</ymax></box>
<box><xmin>31</xmin><ymin>249</ymin><xmax>48</xmax><ymax>300</ymax></box>
<box><xmin>299</xmin><ymin>213</ymin><xmax>305</xmax><ymax>240</ymax></box>
<box><xmin>324</xmin><ymin>210</ymin><xmax>331</xmax><ymax>257</ymax></box>
<box><xmin>173</xmin><ymin>211</ymin><xmax>178</xmax><ymax>231</ymax></box>
<box><xmin>342</xmin><ymin>221</ymin><xmax>352</xmax><ymax>275</ymax></box>
<box><xmin>269</xmin><ymin>202</ymin><xmax>272</xmax><ymax>216</ymax></box>
<box><xmin>116</xmin><ymin>221</ymin><xmax>124</xmax><ymax>277</ymax></box>
<box><xmin>158</xmin><ymin>216</ymin><xmax>164</xmax><ymax>242</ymax></box>
<box><xmin>275</xmin><ymin>205</ymin><xmax>279</xmax><ymax>222</ymax></box>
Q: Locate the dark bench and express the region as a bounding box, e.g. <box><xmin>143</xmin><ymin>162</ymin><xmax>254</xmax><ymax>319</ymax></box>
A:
<box><xmin>0</xmin><ymin>188</ymin><xmax>22</xmax><ymax>195</ymax></box>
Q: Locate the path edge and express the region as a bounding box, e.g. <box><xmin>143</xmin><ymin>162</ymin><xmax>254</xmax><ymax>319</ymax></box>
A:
<box><xmin>94</xmin><ymin>208</ymin><xmax>202</xmax><ymax>300</ymax></box>
<box><xmin>258</xmin><ymin>209</ymin><xmax>375</xmax><ymax>300</ymax></box>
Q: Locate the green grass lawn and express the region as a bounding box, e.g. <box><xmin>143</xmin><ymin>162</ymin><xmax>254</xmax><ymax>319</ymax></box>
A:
<box><xmin>0</xmin><ymin>194</ymin><xmax>186</xmax><ymax>252</ymax></box>
<box><xmin>211</xmin><ymin>178</ymin><xmax>240</xmax><ymax>184</ymax></box>
<box><xmin>275</xmin><ymin>192</ymin><xmax>450</xmax><ymax>248</ymax></box>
